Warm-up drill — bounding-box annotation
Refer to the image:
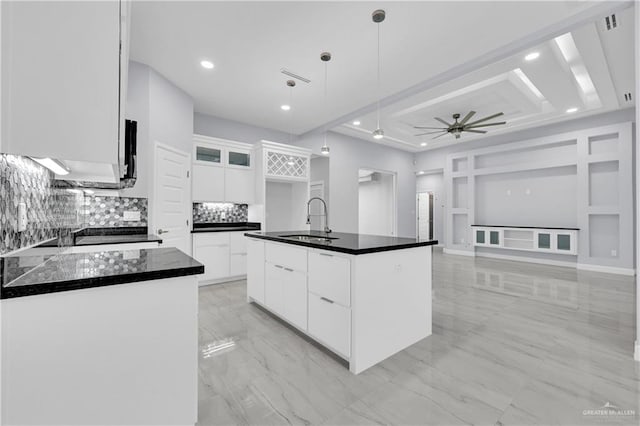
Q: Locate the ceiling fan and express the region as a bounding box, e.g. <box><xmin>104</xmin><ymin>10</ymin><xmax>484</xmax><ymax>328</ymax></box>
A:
<box><xmin>414</xmin><ymin>111</ymin><xmax>506</xmax><ymax>140</ymax></box>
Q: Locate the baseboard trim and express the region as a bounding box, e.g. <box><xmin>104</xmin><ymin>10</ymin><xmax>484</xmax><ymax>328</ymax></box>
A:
<box><xmin>443</xmin><ymin>248</ymin><xmax>475</xmax><ymax>257</ymax></box>
<box><xmin>576</xmin><ymin>263</ymin><xmax>635</xmax><ymax>276</ymax></box>
<box><xmin>635</xmin><ymin>341</ymin><xmax>640</xmax><ymax>362</ymax></box>
<box><xmin>476</xmin><ymin>251</ymin><xmax>576</xmax><ymax>268</ymax></box>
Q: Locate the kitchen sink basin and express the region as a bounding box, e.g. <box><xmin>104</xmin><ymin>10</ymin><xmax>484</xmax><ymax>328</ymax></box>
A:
<box><xmin>278</xmin><ymin>234</ymin><xmax>338</xmax><ymax>243</ymax></box>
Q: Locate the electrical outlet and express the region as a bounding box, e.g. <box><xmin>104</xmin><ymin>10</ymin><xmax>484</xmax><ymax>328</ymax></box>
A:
<box><xmin>611</xmin><ymin>249</ymin><xmax>617</xmax><ymax>257</ymax></box>
<box><xmin>221</xmin><ymin>212</ymin><xmax>227</xmax><ymax>220</ymax></box>
<box><xmin>17</xmin><ymin>202</ymin><xmax>27</xmax><ymax>232</ymax></box>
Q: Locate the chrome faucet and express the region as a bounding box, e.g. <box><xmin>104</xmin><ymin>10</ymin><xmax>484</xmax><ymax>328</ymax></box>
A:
<box><xmin>306</xmin><ymin>197</ymin><xmax>331</xmax><ymax>234</ymax></box>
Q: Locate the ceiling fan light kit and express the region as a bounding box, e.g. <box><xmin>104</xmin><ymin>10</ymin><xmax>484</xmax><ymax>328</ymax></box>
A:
<box><xmin>414</xmin><ymin>110</ymin><xmax>506</xmax><ymax>140</ymax></box>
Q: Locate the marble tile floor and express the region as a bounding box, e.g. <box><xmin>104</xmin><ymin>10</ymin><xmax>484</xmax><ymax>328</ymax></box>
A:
<box><xmin>197</xmin><ymin>248</ymin><xmax>639</xmax><ymax>425</ymax></box>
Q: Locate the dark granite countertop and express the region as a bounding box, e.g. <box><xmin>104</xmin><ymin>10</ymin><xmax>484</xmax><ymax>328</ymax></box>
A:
<box><xmin>1</xmin><ymin>247</ymin><xmax>204</xmax><ymax>299</ymax></box>
<box><xmin>192</xmin><ymin>222</ymin><xmax>261</xmax><ymax>233</ymax></box>
<box><xmin>471</xmin><ymin>225</ymin><xmax>580</xmax><ymax>230</ymax></box>
<box><xmin>245</xmin><ymin>230</ymin><xmax>438</xmax><ymax>255</ymax></box>
<box><xmin>37</xmin><ymin>227</ymin><xmax>162</xmax><ymax>247</ymax></box>
<box><xmin>74</xmin><ymin>234</ymin><xmax>162</xmax><ymax>246</ymax></box>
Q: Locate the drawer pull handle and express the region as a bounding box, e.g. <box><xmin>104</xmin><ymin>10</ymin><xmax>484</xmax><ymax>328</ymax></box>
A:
<box><xmin>319</xmin><ymin>253</ymin><xmax>333</xmax><ymax>257</ymax></box>
<box><xmin>284</xmin><ymin>267</ymin><xmax>294</xmax><ymax>272</ymax></box>
<box><xmin>320</xmin><ymin>297</ymin><xmax>334</xmax><ymax>304</ymax></box>
<box><xmin>274</xmin><ymin>265</ymin><xmax>283</xmax><ymax>269</ymax></box>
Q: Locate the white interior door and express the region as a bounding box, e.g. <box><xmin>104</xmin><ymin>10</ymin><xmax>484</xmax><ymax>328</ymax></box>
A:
<box><xmin>309</xmin><ymin>181</ymin><xmax>325</xmax><ymax>231</ymax></box>
<box><xmin>154</xmin><ymin>143</ymin><xmax>191</xmax><ymax>254</ymax></box>
<box><xmin>417</xmin><ymin>192</ymin><xmax>432</xmax><ymax>240</ymax></box>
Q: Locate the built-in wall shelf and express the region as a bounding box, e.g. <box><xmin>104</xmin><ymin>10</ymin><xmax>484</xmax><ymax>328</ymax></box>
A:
<box><xmin>472</xmin><ymin>225</ymin><xmax>578</xmax><ymax>255</ymax></box>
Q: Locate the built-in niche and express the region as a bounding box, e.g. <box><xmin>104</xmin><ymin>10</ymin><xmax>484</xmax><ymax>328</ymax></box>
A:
<box><xmin>588</xmin><ymin>161</ymin><xmax>619</xmax><ymax>207</ymax></box>
<box><xmin>588</xmin><ymin>133</ymin><xmax>619</xmax><ymax>155</ymax></box>
<box><xmin>452</xmin><ymin>177</ymin><xmax>468</xmax><ymax>209</ymax></box>
<box><xmin>589</xmin><ymin>214</ymin><xmax>619</xmax><ymax>259</ymax></box>
<box><xmin>474</xmin><ymin>139</ymin><xmax>576</xmax><ymax>170</ymax></box>
<box><xmin>452</xmin><ymin>214</ymin><xmax>468</xmax><ymax>245</ymax></box>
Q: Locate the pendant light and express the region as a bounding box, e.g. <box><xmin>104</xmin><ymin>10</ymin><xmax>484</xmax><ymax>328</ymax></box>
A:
<box><xmin>320</xmin><ymin>51</ymin><xmax>331</xmax><ymax>155</ymax></box>
<box><xmin>372</xmin><ymin>9</ymin><xmax>385</xmax><ymax>140</ymax></box>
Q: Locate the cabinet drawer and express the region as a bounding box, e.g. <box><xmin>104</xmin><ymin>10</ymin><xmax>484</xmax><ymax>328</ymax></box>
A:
<box><xmin>229</xmin><ymin>232</ymin><xmax>248</xmax><ymax>254</ymax></box>
<box><xmin>230</xmin><ymin>253</ymin><xmax>247</xmax><ymax>276</ymax></box>
<box><xmin>308</xmin><ymin>293</ymin><xmax>350</xmax><ymax>358</ymax></box>
<box><xmin>265</xmin><ymin>243</ymin><xmax>307</xmax><ymax>272</ymax></box>
<box><xmin>193</xmin><ymin>232</ymin><xmax>229</xmax><ymax>247</ymax></box>
<box><xmin>308</xmin><ymin>251</ymin><xmax>350</xmax><ymax>306</ymax></box>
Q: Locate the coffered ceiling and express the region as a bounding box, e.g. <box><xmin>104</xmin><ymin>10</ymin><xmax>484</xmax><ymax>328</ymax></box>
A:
<box><xmin>334</xmin><ymin>6</ymin><xmax>635</xmax><ymax>152</ymax></box>
<box><xmin>129</xmin><ymin>1</ymin><xmax>634</xmax><ymax>151</ymax></box>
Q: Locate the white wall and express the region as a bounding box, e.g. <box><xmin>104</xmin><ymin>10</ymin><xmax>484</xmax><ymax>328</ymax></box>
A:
<box><xmin>310</xmin><ymin>156</ymin><xmax>330</xmax><ymax>209</ymax></box>
<box><xmin>194</xmin><ymin>112</ymin><xmax>290</xmax><ymax>144</ymax></box>
<box><xmin>120</xmin><ymin>61</ymin><xmax>194</xmax><ymax>233</ymax></box>
<box><xmin>359</xmin><ymin>173</ymin><xmax>394</xmax><ymax>236</ymax></box>
<box><xmin>417</xmin><ymin>173</ymin><xmax>444</xmax><ymax>244</ymax></box>
<box><xmin>294</xmin><ymin>132</ymin><xmax>416</xmax><ymax>237</ymax></box>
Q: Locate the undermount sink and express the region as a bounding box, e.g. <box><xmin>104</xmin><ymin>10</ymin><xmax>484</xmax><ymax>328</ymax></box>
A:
<box><xmin>278</xmin><ymin>234</ymin><xmax>338</xmax><ymax>243</ymax></box>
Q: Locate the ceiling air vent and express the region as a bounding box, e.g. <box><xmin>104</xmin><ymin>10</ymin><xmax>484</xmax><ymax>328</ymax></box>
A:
<box><xmin>604</xmin><ymin>14</ymin><xmax>617</xmax><ymax>30</ymax></box>
<box><xmin>624</xmin><ymin>92</ymin><xmax>633</xmax><ymax>102</ymax></box>
<box><xmin>280</xmin><ymin>68</ymin><xmax>311</xmax><ymax>84</ymax></box>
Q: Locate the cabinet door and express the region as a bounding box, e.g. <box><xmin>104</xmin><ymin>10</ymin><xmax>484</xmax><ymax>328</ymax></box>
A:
<box><xmin>556</xmin><ymin>233</ymin><xmax>573</xmax><ymax>252</ymax></box>
<box><xmin>475</xmin><ymin>229</ymin><xmax>486</xmax><ymax>245</ymax></box>
<box><xmin>193</xmin><ymin>233</ymin><xmax>230</xmax><ymax>281</ymax></box>
<box><xmin>537</xmin><ymin>232</ymin><xmax>552</xmax><ymax>250</ymax></box>
<box><xmin>247</xmin><ymin>239</ymin><xmax>265</xmax><ymax>303</ymax></box>
<box><xmin>192</xmin><ymin>164</ymin><xmax>225</xmax><ymax>202</ymax></box>
<box><xmin>282</xmin><ymin>269</ymin><xmax>307</xmax><ymax>330</ymax></box>
<box><xmin>230</xmin><ymin>253</ymin><xmax>247</xmax><ymax>276</ymax></box>
<box><xmin>224</xmin><ymin>168</ymin><xmax>255</xmax><ymax>204</ymax></box>
<box><xmin>227</xmin><ymin>149</ymin><xmax>251</xmax><ymax>168</ymax></box>
<box><xmin>308</xmin><ymin>293</ymin><xmax>350</xmax><ymax>357</ymax></box>
<box><xmin>229</xmin><ymin>232</ymin><xmax>248</xmax><ymax>254</ymax></box>
<box><xmin>308</xmin><ymin>251</ymin><xmax>350</xmax><ymax>307</ymax></box>
<box><xmin>3</xmin><ymin>1</ymin><xmax>121</xmax><ymax>163</ymax></box>
<box><xmin>264</xmin><ymin>263</ymin><xmax>285</xmax><ymax>315</ymax></box>
<box><xmin>195</xmin><ymin>145</ymin><xmax>223</xmax><ymax>165</ymax></box>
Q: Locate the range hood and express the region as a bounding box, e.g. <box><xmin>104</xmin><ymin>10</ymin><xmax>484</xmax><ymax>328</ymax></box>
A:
<box><xmin>53</xmin><ymin>120</ymin><xmax>138</xmax><ymax>190</ymax></box>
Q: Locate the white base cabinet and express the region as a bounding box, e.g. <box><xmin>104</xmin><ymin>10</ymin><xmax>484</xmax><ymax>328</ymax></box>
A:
<box><xmin>1</xmin><ymin>276</ymin><xmax>198</xmax><ymax>425</ymax></box>
<box><xmin>193</xmin><ymin>231</ymin><xmax>251</xmax><ymax>285</ymax></box>
<box><xmin>246</xmin><ymin>237</ymin><xmax>433</xmax><ymax>374</ymax></box>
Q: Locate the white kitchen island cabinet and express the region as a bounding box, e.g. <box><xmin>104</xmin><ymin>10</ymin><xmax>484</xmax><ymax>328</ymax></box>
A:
<box><xmin>245</xmin><ymin>231</ymin><xmax>437</xmax><ymax>374</ymax></box>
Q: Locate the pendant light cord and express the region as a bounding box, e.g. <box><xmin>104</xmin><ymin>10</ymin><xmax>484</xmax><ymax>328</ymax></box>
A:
<box><xmin>323</xmin><ymin>60</ymin><xmax>328</xmax><ymax>148</ymax></box>
<box><xmin>289</xmin><ymin>85</ymin><xmax>293</xmax><ymax>145</ymax></box>
<box><xmin>376</xmin><ymin>21</ymin><xmax>381</xmax><ymax>129</ymax></box>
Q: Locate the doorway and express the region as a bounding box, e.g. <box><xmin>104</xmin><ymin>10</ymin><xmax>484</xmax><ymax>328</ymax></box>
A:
<box><xmin>153</xmin><ymin>142</ymin><xmax>191</xmax><ymax>254</ymax></box>
<box><xmin>358</xmin><ymin>168</ymin><xmax>397</xmax><ymax>236</ymax></box>
<box><xmin>417</xmin><ymin>191</ymin><xmax>434</xmax><ymax>240</ymax></box>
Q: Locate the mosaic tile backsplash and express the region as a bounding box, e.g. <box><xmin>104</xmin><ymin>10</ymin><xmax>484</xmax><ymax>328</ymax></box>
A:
<box><xmin>193</xmin><ymin>203</ymin><xmax>248</xmax><ymax>223</ymax></box>
<box><xmin>81</xmin><ymin>196</ymin><xmax>148</xmax><ymax>228</ymax></box>
<box><xmin>0</xmin><ymin>155</ymin><xmax>83</xmax><ymax>255</ymax></box>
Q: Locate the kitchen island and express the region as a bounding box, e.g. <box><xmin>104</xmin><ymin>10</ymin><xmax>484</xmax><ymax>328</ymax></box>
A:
<box><xmin>245</xmin><ymin>230</ymin><xmax>437</xmax><ymax>374</ymax></box>
<box><xmin>1</xmin><ymin>246</ymin><xmax>203</xmax><ymax>425</ymax></box>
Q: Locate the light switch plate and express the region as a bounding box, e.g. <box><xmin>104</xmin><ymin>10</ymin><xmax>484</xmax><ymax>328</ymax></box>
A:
<box><xmin>123</xmin><ymin>211</ymin><xmax>141</xmax><ymax>222</ymax></box>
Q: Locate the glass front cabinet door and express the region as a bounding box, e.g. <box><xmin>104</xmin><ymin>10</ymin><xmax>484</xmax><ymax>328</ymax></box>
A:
<box><xmin>227</xmin><ymin>149</ymin><xmax>251</xmax><ymax>168</ymax></box>
<box><xmin>557</xmin><ymin>234</ymin><xmax>572</xmax><ymax>252</ymax></box>
<box><xmin>475</xmin><ymin>229</ymin><xmax>486</xmax><ymax>245</ymax></box>
<box><xmin>537</xmin><ymin>232</ymin><xmax>551</xmax><ymax>250</ymax></box>
<box><xmin>489</xmin><ymin>230</ymin><xmax>500</xmax><ymax>246</ymax></box>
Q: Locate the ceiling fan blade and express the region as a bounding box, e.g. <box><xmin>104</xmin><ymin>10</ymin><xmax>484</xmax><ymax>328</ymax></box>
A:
<box><xmin>465</xmin><ymin>112</ymin><xmax>504</xmax><ymax>127</ymax></box>
<box><xmin>434</xmin><ymin>117</ymin><xmax>452</xmax><ymax>127</ymax></box>
<box><xmin>432</xmin><ymin>132</ymin><xmax>449</xmax><ymax>139</ymax></box>
<box><xmin>465</xmin><ymin>121</ymin><xmax>507</xmax><ymax>128</ymax></box>
<box><xmin>464</xmin><ymin>129</ymin><xmax>487</xmax><ymax>134</ymax></box>
<box><xmin>413</xmin><ymin>126</ymin><xmax>447</xmax><ymax>130</ymax></box>
<box><xmin>414</xmin><ymin>130</ymin><xmax>447</xmax><ymax>136</ymax></box>
<box><xmin>459</xmin><ymin>111</ymin><xmax>476</xmax><ymax>125</ymax></box>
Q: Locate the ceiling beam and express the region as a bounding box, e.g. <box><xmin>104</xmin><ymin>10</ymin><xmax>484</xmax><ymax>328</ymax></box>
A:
<box><xmin>301</xmin><ymin>0</ymin><xmax>634</xmax><ymax>138</ymax></box>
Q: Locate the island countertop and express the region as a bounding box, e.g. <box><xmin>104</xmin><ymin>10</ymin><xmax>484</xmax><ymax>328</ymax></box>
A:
<box><xmin>245</xmin><ymin>230</ymin><xmax>438</xmax><ymax>255</ymax></box>
<box><xmin>1</xmin><ymin>247</ymin><xmax>204</xmax><ymax>299</ymax></box>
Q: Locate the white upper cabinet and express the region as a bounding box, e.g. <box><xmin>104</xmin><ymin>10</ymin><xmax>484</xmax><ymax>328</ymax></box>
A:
<box><xmin>1</xmin><ymin>1</ymin><xmax>129</xmax><ymax>165</ymax></box>
<box><xmin>192</xmin><ymin>135</ymin><xmax>255</xmax><ymax>204</ymax></box>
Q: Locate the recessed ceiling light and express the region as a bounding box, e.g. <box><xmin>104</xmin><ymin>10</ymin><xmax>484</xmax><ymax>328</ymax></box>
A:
<box><xmin>281</xmin><ymin>104</ymin><xmax>291</xmax><ymax>111</ymax></box>
<box><xmin>420</xmin><ymin>142</ymin><xmax>428</xmax><ymax>147</ymax></box>
<box><xmin>417</xmin><ymin>171</ymin><xmax>425</xmax><ymax>175</ymax></box>
<box><xmin>566</xmin><ymin>107</ymin><xmax>578</xmax><ymax>113</ymax></box>
<box><xmin>200</xmin><ymin>60</ymin><xmax>214</xmax><ymax>69</ymax></box>
<box><xmin>352</xmin><ymin>120</ymin><xmax>361</xmax><ymax>126</ymax></box>
<box><xmin>524</xmin><ymin>52</ymin><xmax>540</xmax><ymax>61</ymax></box>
